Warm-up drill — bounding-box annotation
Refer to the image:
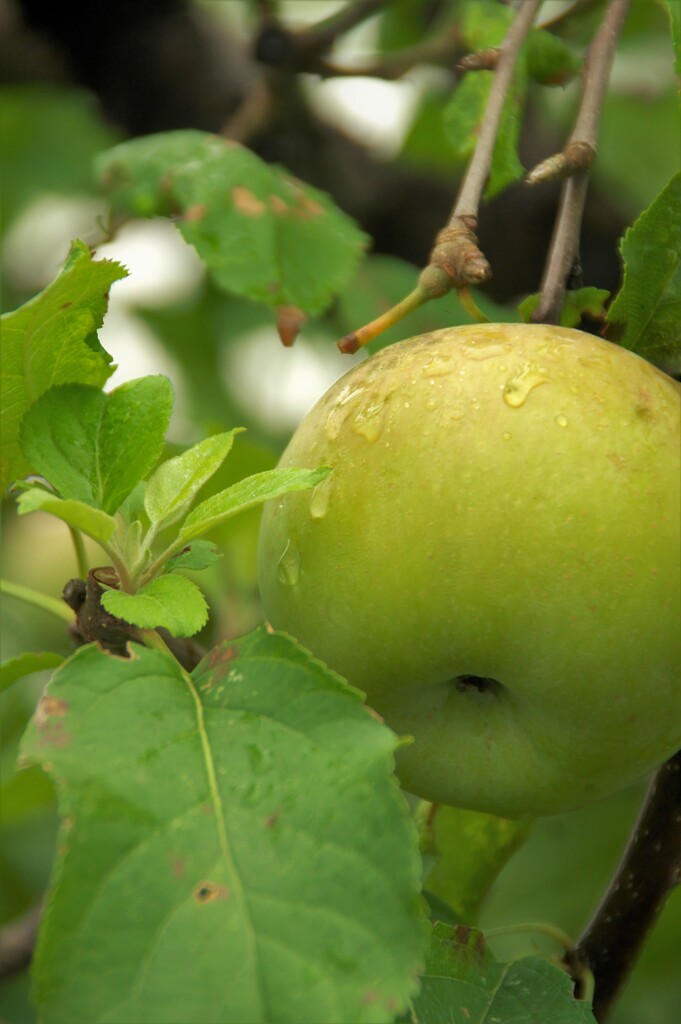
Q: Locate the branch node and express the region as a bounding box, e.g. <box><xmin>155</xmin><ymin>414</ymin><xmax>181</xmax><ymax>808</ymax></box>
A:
<box><xmin>419</xmin><ymin>221</ymin><xmax>492</xmax><ymax>298</ymax></box>
<box><xmin>458</xmin><ymin>47</ymin><xmax>499</xmax><ymax>72</ymax></box>
<box><xmin>527</xmin><ymin>142</ymin><xmax>596</xmax><ymax>185</ymax></box>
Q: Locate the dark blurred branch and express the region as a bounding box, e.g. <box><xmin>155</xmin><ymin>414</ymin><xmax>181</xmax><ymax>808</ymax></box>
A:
<box><xmin>565</xmin><ymin>751</ymin><xmax>681</xmax><ymax>1021</ymax></box>
<box><xmin>531</xmin><ymin>0</ymin><xmax>631</xmax><ymax>323</ymax></box>
<box><xmin>0</xmin><ymin>904</ymin><xmax>41</xmax><ymax>979</ymax></box>
<box><xmin>255</xmin><ymin>0</ymin><xmax>385</xmax><ymax>71</ymax></box>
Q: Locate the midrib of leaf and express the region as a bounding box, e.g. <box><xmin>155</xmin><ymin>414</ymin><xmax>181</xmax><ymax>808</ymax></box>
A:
<box><xmin>480</xmin><ymin>959</ymin><xmax>513</xmax><ymax>1022</ymax></box>
<box><xmin>181</xmin><ymin>666</ymin><xmax>267</xmax><ymax>1018</ymax></box>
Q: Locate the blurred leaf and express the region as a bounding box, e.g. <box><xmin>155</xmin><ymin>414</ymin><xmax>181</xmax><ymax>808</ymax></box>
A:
<box><xmin>144</xmin><ymin>429</ymin><xmax>244</xmax><ymax>532</ymax></box>
<box><xmin>179</xmin><ymin>465</ymin><xmax>331</xmax><ymax>544</ymax></box>
<box><xmin>15</xmin><ymin>489</ymin><xmax>117</xmax><ymax>547</ymax></box>
<box><xmin>405</xmin><ymin>923</ymin><xmax>596</xmax><ymax>1024</ymax></box>
<box><xmin>399</xmin><ymin>90</ymin><xmax>461</xmax><ymax>176</ymax></box>
<box><xmin>526</xmin><ymin>29</ymin><xmax>582</xmax><ymax>84</ymax></box>
<box><xmin>97</xmin><ymin>131</ymin><xmax>368</xmax><ymax>316</ymax></box>
<box><xmin>0</xmin><ymin>240</ymin><xmax>125</xmax><ymax>493</ymax></box>
<box><xmin>444</xmin><ymin>71</ymin><xmax>526</xmax><ymax>199</ymax></box>
<box><xmin>377</xmin><ymin>0</ymin><xmax>455</xmax><ymax>52</ymax></box>
<box><xmin>418</xmin><ymin>804</ymin><xmax>534</xmax><ymax>922</ymax></box>
<box><xmin>164</xmin><ymin>541</ymin><xmax>222</xmax><ymax>573</ymax></box>
<box><xmin>0</xmin><ymin>86</ymin><xmax>118</xmax><ymax>235</ymax></box>
<box><xmin>0</xmin><ymin>652</ymin><xmax>64</xmax><ymax>694</ymax></box>
<box><xmin>606</xmin><ymin>172</ymin><xmax>681</xmax><ymax>360</ymax></box>
<box><xmin>460</xmin><ymin>0</ymin><xmax>512</xmax><ymax>48</ymax></box>
<box><xmin>22</xmin><ymin>633</ymin><xmax>425</xmax><ymax>1023</ymax></box>
<box><xmin>101</xmin><ymin>575</ymin><xmax>208</xmax><ymax>637</ymax></box>
<box><xmin>20</xmin><ymin>378</ymin><xmax>173</xmax><ymax>514</ymax></box>
<box><xmin>518</xmin><ymin>287</ymin><xmax>610</xmax><ymax>328</ymax></box>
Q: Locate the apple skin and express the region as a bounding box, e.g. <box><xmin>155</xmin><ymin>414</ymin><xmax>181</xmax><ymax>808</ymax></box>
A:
<box><xmin>258</xmin><ymin>324</ymin><xmax>681</xmax><ymax>818</ymax></box>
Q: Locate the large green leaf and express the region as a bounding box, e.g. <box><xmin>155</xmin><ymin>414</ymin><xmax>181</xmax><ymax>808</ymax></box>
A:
<box><xmin>405</xmin><ymin>923</ymin><xmax>596</xmax><ymax>1024</ymax></box>
<box><xmin>15</xmin><ymin>488</ymin><xmax>117</xmax><ymax>547</ymax></box>
<box><xmin>97</xmin><ymin>131</ymin><xmax>368</xmax><ymax>316</ymax></box>
<box><xmin>19</xmin><ymin>377</ymin><xmax>173</xmax><ymax>514</ymax></box>
<box><xmin>22</xmin><ymin>632</ymin><xmax>425</xmax><ymax>1023</ymax></box>
<box><xmin>0</xmin><ymin>240</ymin><xmax>125</xmax><ymax>493</ymax></box>
<box><xmin>606</xmin><ymin>172</ymin><xmax>681</xmax><ymax>361</ymax></box>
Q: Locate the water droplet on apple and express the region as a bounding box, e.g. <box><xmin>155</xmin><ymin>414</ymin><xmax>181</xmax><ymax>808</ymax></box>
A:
<box><xmin>421</xmin><ymin>354</ymin><xmax>453</xmax><ymax>377</ymax></box>
<box><xmin>555</xmin><ymin>414</ymin><xmax>569</xmax><ymax>427</ymax></box>
<box><xmin>502</xmin><ymin>363</ymin><xmax>550</xmax><ymax>408</ymax></box>
<box><xmin>450</xmin><ymin>407</ymin><xmax>465</xmax><ymax>421</ymax></box>
<box><xmin>460</xmin><ymin>339</ymin><xmax>510</xmax><ymax>361</ymax></box>
<box><xmin>502</xmin><ymin>431</ymin><xmax>512</xmax><ymax>441</ymax></box>
<box><xmin>309</xmin><ymin>477</ymin><xmax>333</xmax><ymax>519</ymax></box>
<box><xmin>352</xmin><ymin>400</ymin><xmax>387</xmax><ymax>442</ymax></box>
<box><xmin>325</xmin><ymin>384</ymin><xmax>366</xmax><ymax>440</ymax></box>
<box><xmin>277</xmin><ymin>540</ymin><xmax>300</xmax><ymax>585</ymax></box>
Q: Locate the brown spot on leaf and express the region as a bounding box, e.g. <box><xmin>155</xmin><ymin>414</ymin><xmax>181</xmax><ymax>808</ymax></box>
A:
<box><xmin>194</xmin><ymin>881</ymin><xmax>230</xmax><ymax>903</ymax></box>
<box><xmin>201</xmin><ymin>803</ymin><xmax>214</xmax><ymax>815</ymax></box>
<box><xmin>184</xmin><ymin>203</ymin><xmax>207</xmax><ymax>222</ymax></box>
<box><xmin>361</xmin><ymin>990</ymin><xmax>380</xmax><ymax>1005</ymax></box>
<box><xmin>276</xmin><ymin>305</ymin><xmax>307</xmax><ymax>347</ymax></box>
<box><xmin>232</xmin><ymin>187</ymin><xmax>266</xmax><ymax>216</ymax></box>
<box><xmin>172</xmin><ymin>857</ymin><xmax>187</xmax><ymax>878</ymax></box>
<box><xmin>35</xmin><ymin>696</ymin><xmax>69</xmax><ymax>726</ymax></box>
<box><xmin>60</xmin><ymin>301</ymin><xmax>73</xmax><ymax>309</ymax></box>
<box><xmin>270</xmin><ymin>195</ymin><xmax>289</xmax><ymax>215</ymax></box>
<box><xmin>265</xmin><ymin>809</ymin><xmax>281</xmax><ymax>829</ymax></box>
<box><xmin>295</xmin><ymin>194</ymin><xmax>324</xmax><ymax>220</ymax></box>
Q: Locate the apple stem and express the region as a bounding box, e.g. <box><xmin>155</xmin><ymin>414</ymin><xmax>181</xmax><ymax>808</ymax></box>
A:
<box><xmin>338</xmin><ymin>285</ymin><xmax>429</xmax><ymax>353</ymax></box>
<box><xmin>564</xmin><ymin>750</ymin><xmax>681</xmax><ymax>1021</ymax></box>
<box><xmin>531</xmin><ymin>0</ymin><xmax>632</xmax><ymax>325</ymax></box>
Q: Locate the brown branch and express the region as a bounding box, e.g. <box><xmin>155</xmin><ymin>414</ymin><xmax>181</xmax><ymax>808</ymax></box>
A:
<box><xmin>311</xmin><ymin>30</ymin><xmax>462</xmax><ymax>80</ymax></box>
<box><xmin>0</xmin><ymin>904</ymin><xmax>42</xmax><ymax>979</ymax></box>
<box><xmin>531</xmin><ymin>0</ymin><xmax>631</xmax><ymax>323</ymax></box>
<box><xmin>565</xmin><ymin>751</ymin><xmax>681</xmax><ymax>1021</ymax></box>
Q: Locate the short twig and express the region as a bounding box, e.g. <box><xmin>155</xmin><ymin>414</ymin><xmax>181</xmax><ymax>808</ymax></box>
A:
<box><xmin>565</xmin><ymin>751</ymin><xmax>681</xmax><ymax>1022</ymax></box>
<box><xmin>531</xmin><ymin>0</ymin><xmax>631</xmax><ymax>323</ymax></box>
<box><xmin>312</xmin><ymin>30</ymin><xmax>462</xmax><ymax>80</ymax></box>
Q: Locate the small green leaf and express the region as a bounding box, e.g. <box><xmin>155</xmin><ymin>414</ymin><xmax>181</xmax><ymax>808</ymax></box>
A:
<box><xmin>0</xmin><ymin>240</ymin><xmax>125</xmax><ymax>492</ymax></box>
<box><xmin>144</xmin><ymin>429</ymin><xmax>243</xmax><ymax>531</ymax></box>
<box><xmin>606</xmin><ymin>172</ymin><xmax>681</xmax><ymax>360</ymax></box>
<box><xmin>418</xmin><ymin>803</ymin><xmax>533</xmax><ymax>922</ymax></box>
<box><xmin>0</xmin><ymin>651</ymin><xmax>64</xmax><ymax>694</ymax></box>
<box><xmin>19</xmin><ymin>376</ymin><xmax>173</xmax><ymax>514</ymax></box>
<box><xmin>179</xmin><ymin>466</ymin><xmax>331</xmax><ymax>545</ymax></box>
<box><xmin>406</xmin><ymin>922</ymin><xmax>596</xmax><ymax>1024</ymax></box>
<box><xmin>21</xmin><ymin>633</ymin><xmax>424</xmax><ymax>1023</ymax></box>
<box><xmin>101</xmin><ymin>575</ymin><xmax>208</xmax><ymax>637</ymax></box>
<box><xmin>16</xmin><ymin>488</ymin><xmax>117</xmax><ymax>547</ymax></box>
<box><xmin>97</xmin><ymin>131</ymin><xmax>368</xmax><ymax>317</ymax></box>
<box><xmin>164</xmin><ymin>541</ymin><xmax>222</xmax><ymax>573</ymax></box>
<box><xmin>519</xmin><ymin>287</ymin><xmax>611</xmax><ymax>328</ymax></box>
<box><xmin>526</xmin><ymin>29</ymin><xmax>581</xmax><ymax>85</ymax></box>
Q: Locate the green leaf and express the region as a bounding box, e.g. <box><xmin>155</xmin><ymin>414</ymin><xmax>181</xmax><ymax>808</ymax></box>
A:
<box><xmin>179</xmin><ymin>466</ymin><xmax>332</xmax><ymax>545</ymax></box>
<box><xmin>0</xmin><ymin>651</ymin><xmax>64</xmax><ymax>694</ymax></box>
<box><xmin>22</xmin><ymin>632</ymin><xmax>425</xmax><ymax>1023</ymax></box>
<box><xmin>418</xmin><ymin>803</ymin><xmax>533</xmax><ymax>922</ymax></box>
<box><xmin>19</xmin><ymin>376</ymin><xmax>173</xmax><ymax>514</ymax></box>
<box><xmin>101</xmin><ymin>575</ymin><xmax>208</xmax><ymax>637</ymax></box>
<box><xmin>606</xmin><ymin>172</ymin><xmax>681</xmax><ymax>360</ymax></box>
<box><xmin>15</xmin><ymin>488</ymin><xmax>117</xmax><ymax>547</ymax></box>
<box><xmin>406</xmin><ymin>923</ymin><xmax>596</xmax><ymax>1024</ymax></box>
<box><xmin>444</xmin><ymin>71</ymin><xmax>526</xmax><ymax>199</ymax></box>
<box><xmin>97</xmin><ymin>131</ymin><xmax>368</xmax><ymax>316</ymax></box>
<box><xmin>164</xmin><ymin>541</ymin><xmax>222</xmax><ymax>573</ymax></box>
<box><xmin>526</xmin><ymin>29</ymin><xmax>581</xmax><ymax>85</ymax></box>
<box><xmin>0</xmin><ymin>240</ymin><xmax>125</xmax><ymax>493</ymax></box>
<box><xmin>518</xmin><ymin>287</ymin><xmax>611</xmax><ymax>328</ymax></box>
<box><xmin>144</xmin><ymin>429</ymin><xmax>243</xmax><ymax>531</ymax></box>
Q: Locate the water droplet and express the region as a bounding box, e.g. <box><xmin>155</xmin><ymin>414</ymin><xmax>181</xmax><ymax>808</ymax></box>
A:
<box><xmin>310</xmin><ymin>477</ymin><xmax>332</xmax><ymax>519</ymax></box>
<box><xmin>461</xmin><ymin>340</ymin><xmax>509</xmax><ymax>361</ymax></box>
<box><xmin>555</xmin><ymin>414</ymin><xmax>568</xmax><ymax>427</ymax></box>
<box><xmin>325</xmin><ymin>384</ymin><xmax>366</xmax><ymax>440</ymax></box>
<box><xmin>276</xmin><ymin>540</ymin><xmax>300</xmax><ymax>585</ymax></box>
<box><xmin>502</xmin><ymin>363</ymin><xmax>550</xmax><ymax>408</ymax></box>
<box><xmin>421</xmin><ymin>354</ymin><xmax>453</xmax><ymax>378</ymax></box>
<box><xmin>450</xmin><ymin>407</ymin><xmax>465</xmax><ymax>421</ymax></box>
<box><xmin>352</xmin><ymin>400</ymin><xmax>387</xmax><ymax>442</ymax></box>
<box><xmin>502</xmin><ymin>431</ymin><xmax>512</xmax><ymax>441</ymax></box>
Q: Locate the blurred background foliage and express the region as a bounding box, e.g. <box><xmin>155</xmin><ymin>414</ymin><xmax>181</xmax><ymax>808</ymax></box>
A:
<box><xmin>1</xmin><ymin>1</ymin><xmax>679</xmax><ymax>1021</ymax></box>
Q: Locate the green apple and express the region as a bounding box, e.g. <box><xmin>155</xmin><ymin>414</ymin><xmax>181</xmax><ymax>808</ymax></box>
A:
<box><xmin>258</xmin><ymin>324</ymin><xmax>681</xmax><ymax>818</ymax></box>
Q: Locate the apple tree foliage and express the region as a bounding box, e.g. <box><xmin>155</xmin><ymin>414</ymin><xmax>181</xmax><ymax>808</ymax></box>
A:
<box><xmin>0</xmin><ymin>1</ymin><xmax>680</xmax><ymax>1023</ymax></box>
